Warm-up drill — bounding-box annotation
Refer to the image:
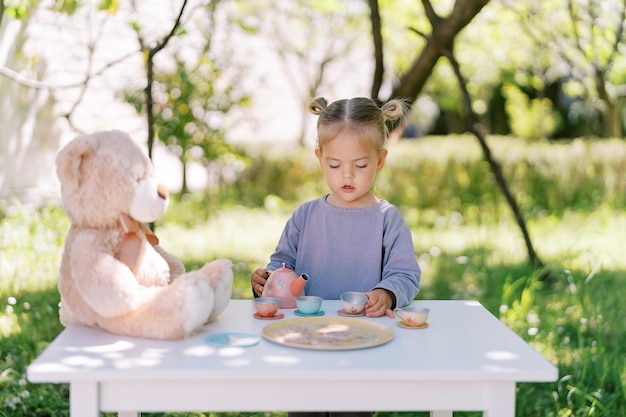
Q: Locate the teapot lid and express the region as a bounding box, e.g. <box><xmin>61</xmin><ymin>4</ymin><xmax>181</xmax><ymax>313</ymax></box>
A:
<box><xmin>274</xmin><ymin>262</ymin><xmax>292</xmax><ymax>272</ymax></box>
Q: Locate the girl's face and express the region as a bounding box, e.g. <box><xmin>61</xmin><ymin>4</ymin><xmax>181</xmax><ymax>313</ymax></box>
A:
<box><xmin>315</xmin><ymin>130</ymin><xmax>387</xmax><ymax>208</ymax></box>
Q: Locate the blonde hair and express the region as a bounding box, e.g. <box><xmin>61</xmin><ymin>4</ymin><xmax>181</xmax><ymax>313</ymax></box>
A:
<box><xmin>309</xmin><ymin>97</ymin><xmax>407</xmax><ymax>152</ymax></box>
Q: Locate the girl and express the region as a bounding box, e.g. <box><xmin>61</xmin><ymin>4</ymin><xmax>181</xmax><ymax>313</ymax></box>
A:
<box><xmin>251</xmin><ymin>96</ymin><xmax>420</xmax><ymax>318</ymax></box>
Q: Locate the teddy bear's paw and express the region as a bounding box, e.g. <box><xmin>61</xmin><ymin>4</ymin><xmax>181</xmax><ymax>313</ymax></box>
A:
<box><xmin>182</xmin><ymin>277</ymin><xmax>215</xmax><ymax>336</ymax></box>
<box><xmin>200</xmin><ymin>258</ymin><xmax>232</xmax><ymax>280</ymax></box>
<box><xmin>200</xmin><ymin>258</ymin><xmax>234</xmax><ymax>323</ymax></box>
<box><xmin>201</xmin><ymin>258</ymin><xmax>234</xmax><ymax>293</ymax></box>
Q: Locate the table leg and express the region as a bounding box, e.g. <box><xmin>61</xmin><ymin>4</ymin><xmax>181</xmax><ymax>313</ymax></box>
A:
<box><xmin>70</xmin><ymin>382</ymin><xmax>99</xmax><ymax>417</ymax></box>
<box><xmin>430</xmin><ymin>411</ymin><xmax>452</xmax><ymax>417</ymax></box>
<box><xmin>483</xmin><ymin>382</ymin><xmax>516</xmax><ymax>417</ymax></box>
<box><xmin>117</xmin><ymin>412</ymin><xmax>139</xmax><ymax>417</ymax></box>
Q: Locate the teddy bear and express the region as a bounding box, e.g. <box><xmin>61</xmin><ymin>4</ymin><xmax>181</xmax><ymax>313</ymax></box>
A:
<box><xmin>55</xmin><ymin>129</ymin><xmax>233</xmax><ymax>340</ymax></box>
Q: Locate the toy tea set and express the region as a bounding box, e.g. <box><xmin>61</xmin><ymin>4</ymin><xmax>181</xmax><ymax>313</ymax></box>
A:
<box><xmin>211</xmin><ymin>264</ymin><xmax>430</xmax><ymax>351</ymax></box>
<box><xmin>254</xmin><ymin>263</ymin><xmax>317</xmax><ymax>319</ymax></box>
<box><xmin>253</xmin><ymin>263</ymin><xmax>430</xmax><ymax>328</ymax></box>
<box><xmin>254</xmin><ymin>263</ymin><xmax>371</xmax><ymax>319</ymax></box>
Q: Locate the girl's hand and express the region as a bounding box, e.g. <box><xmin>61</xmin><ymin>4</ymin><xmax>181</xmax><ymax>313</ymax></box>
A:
<box><xmin>251</xmin><ymin>268</ymin><xmax>270</xmax><ymax>297</ymax></box>
<box><xmin>363</xmin><ymin>288</ymin><xmax>396</xmax><ymax>318</ymax></box>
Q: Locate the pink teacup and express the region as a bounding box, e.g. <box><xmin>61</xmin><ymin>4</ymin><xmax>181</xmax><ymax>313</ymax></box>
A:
<box><xmin>254</xmin><ymin>297</ymin><xmax>281</xmax><ymax>318</ymax></box>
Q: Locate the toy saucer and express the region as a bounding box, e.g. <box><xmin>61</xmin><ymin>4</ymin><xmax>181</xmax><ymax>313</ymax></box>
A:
<box><xmin>205</xmin><ymin>332</ymin><xmax>261</xmax><ymax>347</ymax></box>
<box><xmin>336</xmin><ymin>309</ymin><xmax>365</xmax><ymax>317</ymax></box>
<box><xmin>397</xmin><ymin>321</ymin><xmax>429</xmax><ymax>329</ymax></box>
<box><xmin>294</xmin><ymin>309</ymin><xmax>325</xmax><ymax>317</ymax></box>
<box><xmin>253</xmin><ymin>312</ymin><xmax>284</xmax><ymax>320</ymax></box>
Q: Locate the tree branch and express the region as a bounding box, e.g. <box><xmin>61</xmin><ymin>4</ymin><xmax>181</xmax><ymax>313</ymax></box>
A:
<box><xmin>420</xmin><ymin>0</ymin><xmax>440</xmax><ymax>26</ymax></box>
<box><xmin>149</xmin><ymin>0</ymin><xmax>189</xmax><ymax>59</ymax></box>
<box><xmin>391</xmin><ymin>0</ymin><xmax>488</xmax><ymax>100</ymax></box>
<box><xmin>368</xmin><ymin>0</ymin><xmax>384</xmax><ymax>101</ymax></box>
<box><xmin>0</xmin><ymin>50</ymin><xmax>137</xmax><ymax>90</ymax></box>
<box><xmin>143</xmin><ymin>0</ymin><xmax>190</xmax><ymax>159</ymax></box>
<box><xmin>441</xmin><ymin>45</ymin><xmax>543</xmax><ymax>268</ymax></box>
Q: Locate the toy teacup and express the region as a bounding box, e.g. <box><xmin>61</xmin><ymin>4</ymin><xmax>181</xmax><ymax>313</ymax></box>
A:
<box><xmin>254</xmin><ymin>297</ymin><xmax>281</xmax><ymax>318</ymax></box>
<box><xmin>340</xmin><ymin>291</ymin><xmax>368</xmax><ymax>314</ymax></box>
<box><xmin>394</xmin><ymin>305</ymin><xmax>429</xmax><ymax>327</ymax></box>
<box><xmin>296</xmin><ymin>296</ymin><xmax>323</xmax><ymax>315</ymax></box>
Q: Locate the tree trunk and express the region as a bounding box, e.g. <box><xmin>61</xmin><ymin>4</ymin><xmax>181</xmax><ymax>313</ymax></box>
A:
<box><xmin>0</xmin><ymin>6</ymin><xmax>63</xmax><ymax>205</ymax></box>
<box><xmin>139</xmin><ymin>0</ymin><xmax>189</xmax><ymax>230</ymax></box>
<box><xmin>145</xmin><ymin>52</ymin><xmax>156</xmax><ymax>160</ymax></box>
<box><xmin>444</xmin><ymin>47</ymin><xmax>542</xmax><ymax>268</ymax></box>
<box><xmin>390</xmin><ymin>0</ymin><xmax>489</xmax><ymax>100</ymax></box>
<box><xmin>182</xmin><ymin>160</ymin><xmax>188</xmax><ymax>195</ymax></box>
<box><xmin>607</xmin><ymin>102</ymin><xmax>622</xmax><ymax>138</ymax></box>
<box><xmin>141</xmin><ymin>0</ymin><xmax>189</xmax><ymax>159</ymax></box>
<box><xmin>368</xmin><ymin>0</ymin><xmax>384</xmax><ymax>101</ymax></box>
<box><xmin>373</xmin><ymin>0</ymin><xmax>542</xmax><ymax>267</ymax></box>
<box><xmin>595</xmin><ymin>67</ymin><xmax>623</xmax><ymax>137</ymax></box>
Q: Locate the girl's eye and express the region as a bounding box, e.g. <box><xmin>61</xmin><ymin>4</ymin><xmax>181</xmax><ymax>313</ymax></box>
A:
<box><xmin>356</xmin><ymin>164</ymin><xmax>367</xmax><ymax>169</ymax></box>
<box><xmin>329</xmin><ymin>164</ymin><xmax>340</xmax><ymax>169</ymax></box>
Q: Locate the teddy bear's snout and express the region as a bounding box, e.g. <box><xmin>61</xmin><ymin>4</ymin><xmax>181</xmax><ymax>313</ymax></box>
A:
<box><xmin>129</xmin><ymin>177</ymin><xmax>170</xmax><ymax>223</ymax></box>
<box><xmin>157</xmin><ymin>183</ymin><xmax>169</xmax><ymax>200</ymax></box>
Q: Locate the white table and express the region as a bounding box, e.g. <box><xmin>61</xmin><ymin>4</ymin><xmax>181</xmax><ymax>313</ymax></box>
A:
<box><xmin>27</xmin><ymin>300</ymin><xmax>557</xmax><ymax>417</ymax></box>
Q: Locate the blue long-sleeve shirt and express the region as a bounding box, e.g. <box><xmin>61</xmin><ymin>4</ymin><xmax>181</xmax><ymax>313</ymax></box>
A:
<box><xmin>267</xmin><ymin>195</ymin><xmax>421</xmax><ymax>308</ymax></box>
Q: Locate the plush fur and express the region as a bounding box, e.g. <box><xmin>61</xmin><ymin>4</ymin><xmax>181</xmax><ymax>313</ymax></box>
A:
<box><xmin>55</xmin><ymin>130</ymin><xmax>233</xmax><ymax>340</ymax></box>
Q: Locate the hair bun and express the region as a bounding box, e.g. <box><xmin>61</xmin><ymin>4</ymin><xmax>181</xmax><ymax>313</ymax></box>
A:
<box><xmin>309</xmin><ymin>97</ymin><xmax>328</xmax><ymax>115</ymax></box>
<box><xmin>381</xmin><ymin>99</ymin><xmax>407</xmax><ymax>120</ymax></box>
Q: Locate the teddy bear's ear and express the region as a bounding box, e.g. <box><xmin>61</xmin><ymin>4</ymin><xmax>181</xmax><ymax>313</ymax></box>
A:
<box><xmin>55</xmin><ymin>134</ymin><xmax>99</xmax><ymax>189</ymax></box>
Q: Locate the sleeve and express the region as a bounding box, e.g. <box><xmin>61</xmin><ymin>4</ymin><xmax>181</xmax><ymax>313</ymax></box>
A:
<box><xmin>375</xmin><ymin>209</ymin><xmax>421</xmax><ymax>308</ymax></box>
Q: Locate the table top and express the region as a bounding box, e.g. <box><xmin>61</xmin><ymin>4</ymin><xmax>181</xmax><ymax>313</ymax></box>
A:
<box><xmin>27</xmin><ymin>299</ymin><xmax>558</xmax><ymax>384</ymax></box>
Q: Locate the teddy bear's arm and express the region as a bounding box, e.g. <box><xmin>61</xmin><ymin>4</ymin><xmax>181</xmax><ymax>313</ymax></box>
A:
<box><xmin>153</xmin><ymin>245</ymin><xmax>186</xmax><ymax>278</ymax></box>
<box><xmin>69</xmin><ymin>234</ymin><xmax>154</xmax><ymax>318</ymax></box>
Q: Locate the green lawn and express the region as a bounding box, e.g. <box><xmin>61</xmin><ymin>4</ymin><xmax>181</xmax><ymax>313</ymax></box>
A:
<box><xmin>1</xmin><ymin>136</ymin><xmax>625</xmax><ymax>416</ymax></box>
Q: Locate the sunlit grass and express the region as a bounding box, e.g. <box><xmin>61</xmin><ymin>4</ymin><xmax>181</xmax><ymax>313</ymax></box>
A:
<box><xmin>158</xmin><ymin>206</ymin><xmax>291</xmax><ymax>265</ymax></box>
<box><xmin>0</xmin><ymin>203</ymin><xmax>68</xmax><ymax>295</ymax></box>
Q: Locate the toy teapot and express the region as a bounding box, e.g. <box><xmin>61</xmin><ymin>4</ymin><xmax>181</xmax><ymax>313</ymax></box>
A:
<box><xmin>262</xmin><ymin>263</ymin><xmax>309</xmax><ymax>308</ymax></box>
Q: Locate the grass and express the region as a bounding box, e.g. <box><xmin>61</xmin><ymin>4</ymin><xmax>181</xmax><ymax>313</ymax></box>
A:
<box><xmin>1</xmin><ymin>135</ymin><xmax>625</xmax><ymax>416</ymax></box>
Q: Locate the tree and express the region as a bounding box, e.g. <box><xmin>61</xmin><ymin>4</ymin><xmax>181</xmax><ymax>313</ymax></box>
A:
<box><xmin>501</xmin><ymin>0</ymin><xmax>626</xmax><ymax>138</ymax></box>
<box><xmin>370</xmin><ymin>0</ymin><xmax>543</xmax><ymax>267</ymax></box>
<box><xmin>125</xmin><ymin>0</ymin><xmax>251</xmax><ymax>194</ymax></box>
<box><xmin>374</xmin><ymin>0</ymin><xmax>490</xmax><ymax>101</ymax></box>
<box><xmin>446</xmin><ymin>47</ymin><xmax>542</xmax><ymax>267</ymax></box>
<box><xmin>1</xmin><ymin>0</ymin><xmax>252</xmax><ymax>204</ymax></box>
<box><xmin>0</xmin><ymin>1</ymin><xmax>65</xmax><ymax>205</ymax></box>
<box><xmin>133</xmin><ymin>0</ymin><xmax>190</xmax><ymax>161</ymax></box>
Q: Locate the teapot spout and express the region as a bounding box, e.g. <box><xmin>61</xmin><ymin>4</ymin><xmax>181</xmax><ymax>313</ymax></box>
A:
<box><xmin>289</xmin><ymin>273</ymin><xmax>309</xmax><ymax>297</ymax></box>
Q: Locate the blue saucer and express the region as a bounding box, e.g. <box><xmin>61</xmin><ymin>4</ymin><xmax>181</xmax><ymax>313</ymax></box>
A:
<box><xmin>294</xmin><ymin>309</ymin><xmax>325</xmax><ymax>317</ymax></box>
<box><xmin>205</xmin><ymin>332</ymin><xmax>261</xmax><ymax>347</ymax></box>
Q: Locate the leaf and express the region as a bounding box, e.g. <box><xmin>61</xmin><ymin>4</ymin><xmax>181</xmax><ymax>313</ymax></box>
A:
<box><xmin>97</xmin><ymin>0</ymin><xmax>119</xmax><ymax>15</ymax></box>
<box><xmin>52</xmin><ymin>0</ymin><xmax>80</xmax><ymax>16</ymax></box>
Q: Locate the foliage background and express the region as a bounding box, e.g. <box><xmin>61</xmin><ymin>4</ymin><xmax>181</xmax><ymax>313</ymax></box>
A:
<box><xmin>2</xmin><ymin>1</ymin><xmax>626</xmax><ymax>416</ymax></box>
